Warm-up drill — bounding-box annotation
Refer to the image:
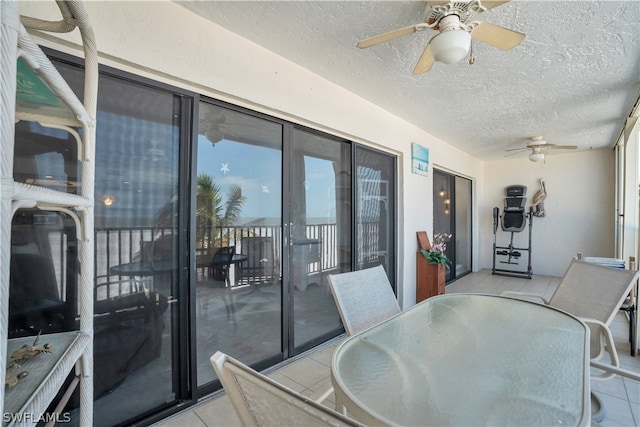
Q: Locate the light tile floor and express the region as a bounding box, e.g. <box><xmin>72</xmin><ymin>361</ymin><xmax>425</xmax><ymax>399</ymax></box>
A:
<box><xmin>157</xmin><ymin>269</ymin><xmax>640</xmax><ymax>427</ymax></box>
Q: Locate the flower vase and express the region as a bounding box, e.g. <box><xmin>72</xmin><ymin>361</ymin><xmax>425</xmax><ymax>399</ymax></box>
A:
<box><xmin>416</xmin><ymin>252</ymin><xmax>445</xmax><ymax>303</ymax></box>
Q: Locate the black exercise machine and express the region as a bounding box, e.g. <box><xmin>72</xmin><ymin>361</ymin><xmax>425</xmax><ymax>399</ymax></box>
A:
<box><xmin>492</xmin><ymin>185</ymin><xmax>533</xmax><ymax>278</ymax></box>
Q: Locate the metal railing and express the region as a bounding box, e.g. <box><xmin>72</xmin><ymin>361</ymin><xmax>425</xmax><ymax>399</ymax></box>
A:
<box><xmin>96</xmin><ymin>223</ymin><xmax>341</xmax><ymax>299</ymax></box>
<box><xmin>18</xmin><ymin>221</ymin><xmax>385</xmax><ymax>305</ymax></box>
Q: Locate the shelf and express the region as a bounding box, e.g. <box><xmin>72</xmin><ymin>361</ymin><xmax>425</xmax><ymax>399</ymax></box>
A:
<box><xmin>1</xmin><ymin>1</ymin><xmax>97</xmax><ymax>425</ymax></box>
<box><xmin>4</xmin><ymin>332</ymin><xmax>90</xmax><ymax>422</ymax></box>
<box><xmin>11</xmin><ymin>182</ymin><xmax>91</xmax><ymax>209</ymax></box>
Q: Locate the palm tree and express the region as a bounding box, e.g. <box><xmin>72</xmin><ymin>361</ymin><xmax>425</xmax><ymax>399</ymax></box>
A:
<box><xmin>196</xmin><ymin>174</ymin><xmax>245</xmax><ymax>251</ymax></box>
<box><xmin>147</xmin><ymin>174</ymin><xmax>245</xmax><ymax>261</ymax></box>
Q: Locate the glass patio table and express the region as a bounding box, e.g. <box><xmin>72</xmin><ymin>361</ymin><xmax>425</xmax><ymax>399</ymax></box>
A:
<box><xmin>331</xmin><ymin>293</ymin><xmax>590</xmax><ymax>426</ymax></box>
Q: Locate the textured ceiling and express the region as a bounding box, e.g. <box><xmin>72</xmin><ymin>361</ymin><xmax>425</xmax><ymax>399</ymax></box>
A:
<box><xmin>177</xmin><ymin>1</ymin><xmax>640</xmax><ymax>161</ymax></box>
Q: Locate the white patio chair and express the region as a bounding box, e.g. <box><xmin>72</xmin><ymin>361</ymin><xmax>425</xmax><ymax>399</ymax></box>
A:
<box><xmin>313</xmin><ymin>265</ymin><xmax>402</xmax><ymax>404</ymax></box>
<box><xmin>327</xmin><ymin>265</ymin><xmax>401</xmax><ymax>336</ymax></box>
<box><xmin>503</xmin><ymin>259</ymin><xmax>639</xmax><ymax>381</ymax></box>
<box><xmin>210</xmin><ymin>351</ymin><xmax>363</xmax><ymax>427</ymax></box>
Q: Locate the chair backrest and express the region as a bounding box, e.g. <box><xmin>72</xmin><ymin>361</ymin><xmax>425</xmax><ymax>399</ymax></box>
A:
<box><xmin>212</xmin><ymin>245</ymin><xmax>235</xmax><ymax>263</ymax></box>
<box><xmin>211</xmin><ymin>246</ymin><xmax>235</xmax><ymax>281</ymax></box>
<box><xmin>549</xmin><ymin>259</ymin><xmax>638</xmax><ymax>326</ymax></box>
<box><xmin>210</xmin><ymin>351</ymin><xmax>362</xmax><ymax>427</ymax></box>
<box><xmin>238</xmin><ymin>237</ymin><xmax>279</xmax><ymax>283</ymax></box>
<box><xmin>327</xmin><ymin>265</ymin><xmax>401</xmax><ymax>336</ymax></box>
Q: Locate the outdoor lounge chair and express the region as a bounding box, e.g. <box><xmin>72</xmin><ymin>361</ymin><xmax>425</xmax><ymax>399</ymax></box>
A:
<box><xmin>503</xmin><ymin>259</ymin><xmax>639</xmax><ymax>381</ymax></box>
<box><xmin>210</xmin><ymin>351</ymin><xmax>362</xmax><ymax>427</ymax></box>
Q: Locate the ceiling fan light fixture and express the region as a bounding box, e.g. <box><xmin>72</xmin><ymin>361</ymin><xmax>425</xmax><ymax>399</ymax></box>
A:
<box><xmin>205</xmin><ymin>128</ymin><xmax>224</xmax><ymax>145</ymax></box>
<box><xmin>430</xmin><ymin>29</ymin><xmax>471</xmax><ymax>64</ymax></box>
<box><xmin>529</xmin><ymin>152</ymin><xmax>545</xmax><ymax>162</ymax></box>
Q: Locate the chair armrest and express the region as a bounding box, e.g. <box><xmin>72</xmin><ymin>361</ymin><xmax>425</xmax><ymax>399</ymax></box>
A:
<box><xmin>579</xmin><ymin>317</ymin><xmax>619</xmax><ymax>381</ymax></box>
<box><xmin>500</xmin><ymin>291</ymin><xmax>549</xmax><ymax>304</ymax></box>
<box><xmin>590</xmin><ymin>361</ymin><xmax>640</xmax><ymax>381</ymax></box>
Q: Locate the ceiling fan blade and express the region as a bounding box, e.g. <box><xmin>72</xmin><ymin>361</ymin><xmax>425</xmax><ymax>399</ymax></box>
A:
<box><xmin>471</xmin><ymin>22</ymin><xmax>525</xmax><ymax>51</ymax></box>
<box><xmin>426</xmin><ymin>0</ymin><xmax>451</xmax><ymax>7</ymax></box>
<box><xmin>505</xmin><ymin>147</ymin><xmax>528</xmax><ymax>152</ymax></box>
<box><xmin>412</xmin><ymin>42</ymin><xmax>435</xmax><ymax>75</ymax></box>
<box><xmin>357</xmin><ymin>25</ymin><xmax>420</xmax><ymax>49</ymax></box>
<box><xmin>546</xmin><ymin>144</ymin><xmax>578</xmax><ymax>150</ymax></box>
<box><xmin>480</xmin><ymin>1</ymin><xmax>511</xmax><ymax>11</ymax></box>
<box><xmin>505</xmin><ymin>150</ymin><xmax>527</xmax><ymax>157</ymax></box>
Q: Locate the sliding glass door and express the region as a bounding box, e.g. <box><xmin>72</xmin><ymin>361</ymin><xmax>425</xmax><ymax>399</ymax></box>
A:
<box><xmin>195</xmin><ymin>103</ymin><xmax>284</xmax><ymax>386</ymax></box>
<box><xmin>433</xmin><ymin>170</ymin><xmax>472</xmax><ymax>282</ymax></box>
<box><xmin>12</xmin><ymin>58</ymin><xmax>189</xmax><ymax>426</ymax></box>
<box><xmin>28</xmin><ymin>52</ymin><xmax>398</xmax><ymax>424</ymax></box>
<box><xmin>289</xmin><ymin>128</ymin><xmax>350</xmax><ymax>353</ymax></box>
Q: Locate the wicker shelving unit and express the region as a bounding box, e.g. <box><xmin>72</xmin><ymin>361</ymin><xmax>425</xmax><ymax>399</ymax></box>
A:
<box><xmin>0</xmin><ymin>1</ymin><xmax>97</xmax><ymax>425</ymax></box>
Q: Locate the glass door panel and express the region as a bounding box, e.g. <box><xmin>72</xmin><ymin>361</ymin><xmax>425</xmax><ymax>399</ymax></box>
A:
<box><xmin>19</xmin><ymin>61</ymin><xmax>187</xmax><ymax>425</ymax></box>
<box><xmin>454</xmin><ymin>176</ymin><xmax>472</xmax><ymax>277</ymax></box>
<box><xmin>90</xmin><ymin>77</ymin><xmax>183</xmax><ymax>425</ymax></box>
<box><xmin>433</xmin><ymin>170</ymin><xmax>472</xmax><ymax>282</ymax></box>
<box><xmin>434</xmin><ymin>171</ymin><xmax>454</xmax><ymax>281</ymax></box>
<box><xmin>355</xmin><ymin>147</ymin><xmax>396</xmax><ymax>287</ymax></box>
<box><xmin>195</xmin><ymin>103</ymin><xmax>283</xmax><ymax>386</ymax></box>
<box><xmin>290</xmin><ymin>129</ymin><xmax>349</xmax><ymax>352</ymax></box>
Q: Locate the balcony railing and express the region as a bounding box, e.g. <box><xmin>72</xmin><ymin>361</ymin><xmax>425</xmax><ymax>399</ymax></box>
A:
<box><xmin>41</xmin><ymin>221</ymin><xmax>385</xmax><ymax>303</ymax></box>
<box><xmin>96</xmin><ymin>223</ymin><xmax>341</xmax><ymax>299</ymax></box>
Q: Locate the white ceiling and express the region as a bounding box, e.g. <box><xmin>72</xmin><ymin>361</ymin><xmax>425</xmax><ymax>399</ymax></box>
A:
<box><xmin>177</xmin><ymin>1</ymin><xmax>640</xmax><ymax>161</ymax></box>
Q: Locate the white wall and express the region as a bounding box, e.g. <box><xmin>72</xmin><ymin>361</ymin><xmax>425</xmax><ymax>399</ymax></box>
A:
<box><xmin>481</xmin><ymin>149</ymin><xmax>615</xmax><ymax>277</ymax></box>
<box><xmin>20</xmin><ymin>1</ymin><xmax>484</xmax><ymax>307</ymax></box>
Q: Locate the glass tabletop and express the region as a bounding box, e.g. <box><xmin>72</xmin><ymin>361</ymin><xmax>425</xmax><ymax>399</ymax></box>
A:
<box><xmin>110</xmin><ymin>259</ymin><xmax>177</xmax><ymax>276</ymax></box>
<box><xmin>331</xmin><ymin>293</ymin><xmax>590</xmax><ymax>426</ymax></box>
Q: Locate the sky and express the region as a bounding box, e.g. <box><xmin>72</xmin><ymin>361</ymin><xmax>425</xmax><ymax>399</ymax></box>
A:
<box><xmin>197</xmin><ymin>136</ymin><xmax>337</xmax><ymax>224</ymax></box>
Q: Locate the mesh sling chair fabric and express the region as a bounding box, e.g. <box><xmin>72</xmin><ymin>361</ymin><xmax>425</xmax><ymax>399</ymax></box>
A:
<box><xmin>504</xmin><ymin>259</ymin><xmax>639</xmax><ymax>381</ymax></box>
<box><xmin>211</xmin><ymin>246</ymin><xmax>235</xmax><ymax>282</ymax></box>
<box><xmin>210</xmin><ymin>351</ymin><xmax>363</xmax><ymax>427</ymax></box>
<box><xmin>317</xmin><ymin>265</ymin><xmax>402</xmax><ymax>405</ymax></box>
<box><xmin>327</xmin><ymin>265</ymin><xmax>401</xmax><ymax>336</ymax></box>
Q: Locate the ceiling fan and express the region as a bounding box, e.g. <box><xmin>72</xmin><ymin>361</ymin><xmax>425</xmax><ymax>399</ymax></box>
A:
<box><xmin>357</xmin><ymin>0</ymin><xmax>525</xmax><ymax>74</ymax></box>
<box><xmin>198</xmin><ymin>111</ymin><xmax>237</xmax><ymax>147</ymax></box>
<box><xmin>506</xmin><ymin>136</ymin><xmax>578</xmax><ymax>162</ymax></box>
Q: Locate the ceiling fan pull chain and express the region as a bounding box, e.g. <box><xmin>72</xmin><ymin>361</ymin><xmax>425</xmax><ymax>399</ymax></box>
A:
<box><xmin>469</xmin><ymin>42</ymin><xmax>475</xmax><ymax>64</ymax></box>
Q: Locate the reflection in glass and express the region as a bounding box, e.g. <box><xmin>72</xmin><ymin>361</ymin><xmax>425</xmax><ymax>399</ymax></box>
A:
<box><xmin>434</xmin><ymin>171</ymin><xmax>454</xmax><ymax>281</ymax></box>
<box><xmin>291</xmin><ymin>129</ymin><xmax>348</xmax><ymax>352</ymax></box>
<box><xmin>454</xmin><ymin>176</ymin><xmax>472</xmax><ymax>277</ymax></box>
<box><xmin>195</xmin><ymin>103</ymin><xmax>283</xmax><ymax>386</ymax></box>
<box><xmin>433</xmin><ymin>170</ymin><xmax>473</xmax><ymax>281</ymax></box>
<box><xmin>94</xmin><ymin>78</ymin><xmax>180</xmax><ymax>427</ymax></box>
<box><xmin>356</xmin><ymin>147</ymin><xmax>396</xmax><ymax>285</ymax></box>
<box><xmin>25</xmin><ymin>61</ymin><xmax>183</xmax><ymax>425</ymax></box>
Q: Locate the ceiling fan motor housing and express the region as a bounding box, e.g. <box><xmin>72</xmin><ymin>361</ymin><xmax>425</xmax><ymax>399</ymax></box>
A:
<box><xmin>431</xmin><ymin>29</ymin><xmax>471</xmax><ymax>63</ymax></box>
<box><xmin>430</xmin><ymin>14</ymin><xmax>471</xmax><ymax>64</ymax></box>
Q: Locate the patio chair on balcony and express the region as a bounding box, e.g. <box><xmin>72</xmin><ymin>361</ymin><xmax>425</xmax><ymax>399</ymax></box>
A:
<box><xmin>312</xmin><ymin>265</ymin><xmax>401</xmax><ymax>403</ymax></box>
<box><xmin>502</xmin><ymin>259</ymin><xmax>639</xmax><ymax>381</ymax></box>
<box><xmin>327</xmin><ymin>264</ymin><xmax>401</xmax><ymax>336</ymax></box>
<box><xmin>237</xmin><ymin>236</ymin><xmax>279</xmax><ymax>286</ymax></box>
<box><xmin>210</xmin><ymin>351</ymin><xmax>362</xmax><ymax>427</ymax></box>
<box><xmin>210</xmin><ymin>245</ymin><xmax>236</xmax><ymax>283</ymax></box>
